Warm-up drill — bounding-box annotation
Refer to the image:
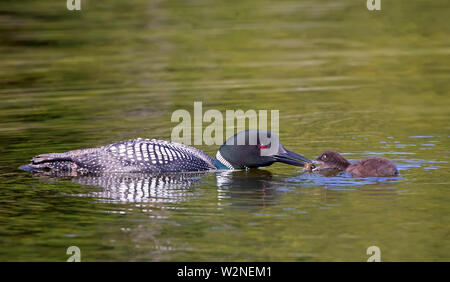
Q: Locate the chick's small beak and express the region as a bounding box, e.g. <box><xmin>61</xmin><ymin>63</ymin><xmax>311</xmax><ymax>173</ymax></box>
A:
<box><xmin>312</xmin><ymin>160</ymin><xmax>323</xmax><ymax>165</ymax></box>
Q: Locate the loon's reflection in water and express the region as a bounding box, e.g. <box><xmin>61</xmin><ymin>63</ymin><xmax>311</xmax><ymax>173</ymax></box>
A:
<box><xmin>30</xmin><ymin>169</ymin><xmax>285</xmax><ymax>205</ymax></box>
<box><xmin>72</xmin><ymin>172</ymin><xmax>210</xmax><ymax>203</ymax></box>
<box><xmin>215</xmin><ymin>169</ymin><xmax>282</xmax><ymax>207</ymax></box>
<box><xmin>31</xmin><ymin>171</ymin><xmax>210</xmax><ymax>203</ymax></box>
<box><xmin>29</xmin><ymin>167</ymin><xmax>402</xmax><ymax>208</ymax></box>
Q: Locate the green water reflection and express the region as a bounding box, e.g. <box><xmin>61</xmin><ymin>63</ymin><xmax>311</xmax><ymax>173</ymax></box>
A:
<box><xmin>0</xmin><ymin>0</ymin><xmax>449</xmax><ymax>261</ymax></box>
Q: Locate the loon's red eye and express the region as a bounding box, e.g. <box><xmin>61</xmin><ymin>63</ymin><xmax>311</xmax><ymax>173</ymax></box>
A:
<box><xmin>259</xmin><ymin>144</ymin><xmax>267</xmax><ymax>149</ymax></box>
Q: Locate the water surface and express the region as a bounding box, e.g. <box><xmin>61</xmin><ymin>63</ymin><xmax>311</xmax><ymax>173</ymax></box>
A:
<box><xmin>0</xmin><ymin>0</ymin><xmax>449</xmax><ymax>261</ymax></box>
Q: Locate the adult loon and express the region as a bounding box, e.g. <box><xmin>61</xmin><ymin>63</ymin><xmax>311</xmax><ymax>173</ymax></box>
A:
<box><xmin>20</xmin><ymin>130</ymin><xmax>311</xmax><ymax>174</ymax></box>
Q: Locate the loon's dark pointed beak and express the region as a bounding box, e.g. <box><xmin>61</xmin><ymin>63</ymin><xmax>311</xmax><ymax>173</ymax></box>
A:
<box><xmin>272</xmin><ymin>148</ymin><xmax>311</xmax><ymax>167</ymax></box>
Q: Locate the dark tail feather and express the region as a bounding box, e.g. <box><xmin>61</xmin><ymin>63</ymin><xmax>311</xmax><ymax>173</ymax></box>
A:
<box><xmin>20</xmin><ymin>153</ymin><xmax>75</xmax><ymax>172</ymax></box>
<box><xmin>31</xmin><ymin>153</ymin><xmax>73</xmax><ymax>164</ymax></box>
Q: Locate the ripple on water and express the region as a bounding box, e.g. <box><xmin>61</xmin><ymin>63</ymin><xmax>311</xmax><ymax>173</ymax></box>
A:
<box><xmin>286</xmin><ymin>171</ymin><xmax>404</xmax><ymax>190</ymax></box>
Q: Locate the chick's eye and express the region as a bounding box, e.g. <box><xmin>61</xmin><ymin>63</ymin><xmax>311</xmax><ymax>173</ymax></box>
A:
<box><xmin>323</xmin><ymin>155</ymin><xmax>327</xmax><ymax>159</ymax></box>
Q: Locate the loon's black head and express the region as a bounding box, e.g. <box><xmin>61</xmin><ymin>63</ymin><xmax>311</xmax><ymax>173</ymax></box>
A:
<box><xmin>215</xmin><ymin>130</ymin><xmax>311</xmax><ymax>170</ymax></box>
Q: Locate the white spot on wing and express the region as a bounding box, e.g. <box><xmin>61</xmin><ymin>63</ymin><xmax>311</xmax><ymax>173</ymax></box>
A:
<box><xmin>135</xmin><ymin>143</ymin><xmax>142</xmax><ymax>161</ymax></box>
<box><xmin>119</xmin><ymin>144</ymin><xmax>126</xmax><ymax>155</ymax></box>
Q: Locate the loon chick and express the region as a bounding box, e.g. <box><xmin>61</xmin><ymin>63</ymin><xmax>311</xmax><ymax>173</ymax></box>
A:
<box><xmin>20</xmin><ymin>130</ymin><xmax>311</xmax><ymax>174</ymax></box>
<box><xmin>313</xmin><ymin>150</ymin><xmax>398</xmax><ymax>177</ymax></box>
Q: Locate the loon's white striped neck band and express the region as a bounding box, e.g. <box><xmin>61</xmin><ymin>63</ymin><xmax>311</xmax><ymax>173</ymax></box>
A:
<box><xmin>216</xmin><ymin>151</ymin><xmax>235</xmax><ymax>170</ymax></box>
